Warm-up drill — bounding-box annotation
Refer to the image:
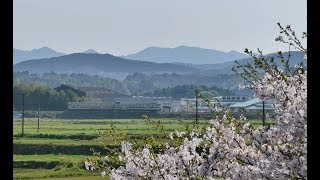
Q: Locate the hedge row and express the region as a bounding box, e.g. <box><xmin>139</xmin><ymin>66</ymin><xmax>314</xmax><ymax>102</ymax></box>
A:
<box><xmin>16</xmin><ymin>110</ymin><xmax>275</xmax><ymax>119</ymax></box>
<box><xmin>13</xmin><ymin>161</ymin><xmax>60</xmax><ymax>169</ymax></box>
<box><xmin>14</xmin><ymin>133</ymin><xmax>98</xmax><ymax>140</ymax></box>
<box><xmin>59</xmin><ymin>111</ymin><xmax>275</xmax><ymax>119</ymax></box>
<box><xmin>156</xmin><ymin>111</ymin><xmax>276</xmax><ymax>120</ymax></box>
<box><xmin>59</xmin><ymin>110</ymin><xmax>158</xmax><ymax>119</ymax></box>
<box><xmin>15</xmin><ymin>111</ymin><xmax>64</xmax><ymax>119</ymax></box>
<box><xmin>13</xmin><ymin>144</ymin><xmax>118</xmax><ymax>155</ymax></box>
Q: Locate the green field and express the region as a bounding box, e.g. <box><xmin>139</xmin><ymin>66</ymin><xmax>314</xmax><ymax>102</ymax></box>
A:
<box><xmin>13</xmin><ymin>117</ymin><xmax>268</xmax><ymax>179</ymax></box>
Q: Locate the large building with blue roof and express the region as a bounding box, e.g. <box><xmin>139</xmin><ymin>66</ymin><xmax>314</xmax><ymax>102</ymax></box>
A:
<box><xmin>229</xmin><ymin>98</ymin><xmax>275</xmax><ymax>112</ymax></box>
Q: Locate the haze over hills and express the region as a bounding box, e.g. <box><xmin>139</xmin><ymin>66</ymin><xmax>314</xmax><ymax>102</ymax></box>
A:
<box><xmin>122</xmin><ymin>46</ymin><xmax>249</xmax><ymax>64</ymax></box>
<box><xmin>13</xmin><ymin>45</ymin><xmax>249</xmax><ymax>66</ymax></box>
<box><xmin>195</xmin><ymin>51</ymin><xmax>306</xmax><ymax>76</ymax></box>
<box><xmin>13</xmin><ymin>47</ymin><xmax>102</xmax><ymax>64</ymax></box>
<box><xmin>13</xmin><ymin>50</ymin><xmax>306</xmax><ymax>91</ymax></box>
<box><xmin>13</xmin><ymin>53</ymin><xmax>199</xmax><ymax>79</ymax></box>
<box><xmin>13</xmin><ymin>47</ymin><xmax>65</xmax><ymax>64</ymax></box>
<box><xmin>13</xmin><ymin>48</ymin><xmax>306</xmax><ymax>79</ymax></box>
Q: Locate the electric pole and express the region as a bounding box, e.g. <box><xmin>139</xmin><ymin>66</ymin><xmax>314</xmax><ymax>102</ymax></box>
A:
<box><xmin>186</xmin><ymin>99</ymin><xmax>189</xmax><ymax>112</ymax></box>
<box><xmin>262</xmin><ymin>100</ymin><xmax>265</xmax><ymax>126</ymax></box>
<box><xmin>22</xmin><ymin>93</ymin><xmax>25</xmax><ymax>136</ymax></box>
<box><xmin>37</xmin><ymin>104</ymin><xmax>40</xmax><ymax>134</ymax></box>
<box><xmin>195</xmin><ymin>87</ymin><xmax>199</xmax><ymax>125</ymax></box>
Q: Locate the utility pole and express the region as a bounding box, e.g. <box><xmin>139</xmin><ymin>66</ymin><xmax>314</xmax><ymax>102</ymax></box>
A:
<box><xmin>22</xmin><ymin>93</ymin><xmax>25</xmax><ymax>136</ymax></box>
<box><xmin>37</xmin><ymin>104</ymin><xmax>40</xmax><ymax>134</ymax></box>
<box><xmin>195</xmin><ymin>87</ymin><xmax>199</xmax><ymax>125</ymax></box>
<box><xmin>186</xmin><ymin>99</ymin><xmax>189</xmax><ymax>112</ymax></box>
<box><xmin>262</xmin><ymin>100</ymin><xmax>265</xmax><ymax>126</ymax></box>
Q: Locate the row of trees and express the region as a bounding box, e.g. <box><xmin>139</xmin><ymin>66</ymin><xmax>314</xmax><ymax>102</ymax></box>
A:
<box><xmin>13</xmin><ymin>83</ymin><xmax>88</xmax><ymax>111</ymax></box>
<box><xmin>13</xmin><ymin>72</ymin><xmax>130</xmax><ymax>94</ymax></box>
<box><xmin>13</xmin><ymin>71</ymin><xmax>243</xmax><ymax>96</ymax></box>
<box><xmin>135</xmin><ymin>84</ymin><xmax>235</xmax><ymax>99</ymax></box>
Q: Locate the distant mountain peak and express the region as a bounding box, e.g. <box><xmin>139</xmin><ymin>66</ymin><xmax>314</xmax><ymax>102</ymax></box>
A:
<box><xmin>13</xmin><ymin>47</ymin><xmax>65</xmax><ymax>64</ymax></box>
<box><xmin>32</xmin><ymin>47</ymin><xmax>56</xmax><ymax>52</ymax></box>
<box><xmin>123</xmin><ymin>46</ymin><xmax>249</xmax><ymax>64</ymax></box>
<box><xmin>38</xmin><ymin>46</ymin><xmax>51</xmax><ymax>50</ymax></box>
<box><xmin>82</xmin><ymin>49</ymin><xmax>99</xmax><ymax>54</ymax></box>
<box><xmin>176</xmin><ymin>45</ymin><xmax>189</xmax><ymax>48</ymax></box>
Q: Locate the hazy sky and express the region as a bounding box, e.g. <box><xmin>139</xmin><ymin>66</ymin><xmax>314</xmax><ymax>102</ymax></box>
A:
<box><xmin>13</xmin><ymin>0</ymin><xmax>306</xmax><ymax>56</ymax></box>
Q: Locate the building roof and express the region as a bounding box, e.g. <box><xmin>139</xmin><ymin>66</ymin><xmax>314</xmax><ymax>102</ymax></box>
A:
<box><xmin>76</xmin><ymin>87</ymin><xmax>121</xmax><ymax>95</ymax></box>
<box><xmin>229</xmin><ymin>98</ymin><xmax>261</xmax><ymax>108</ymax></box>
<box><xmin>56</xmin><ymin>84</ymin><xmax>128</xmax><ymax>97</ymax></box>
<box><xmin>245</xmin><ymin>106</ymin><xmax>275</xmax><ymax>110</ymax></box>
<box><xmin>229</xmin><ymin>98</ymin><xmax>275</xmax><ymax>108</ymax></box>
<box><xmin>114</xmin><ymin>97</ymin><xmax>155</xmax><ymax>103</ymax></box>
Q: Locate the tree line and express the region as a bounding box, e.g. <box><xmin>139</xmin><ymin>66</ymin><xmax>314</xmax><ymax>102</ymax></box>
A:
<box><xmin>135</xmin><ymin>84</ymin><xmax>234</xmax><ymax>99</ymax></box>
<box><xmin>13</xmin><ymin>82</ymin><xmax>88</xmax><ymax>111</ymax></box>
<box><xmin>13</xmin><ymin>71</ymin><xmax>242</xmax><ymax>95</ymax></box>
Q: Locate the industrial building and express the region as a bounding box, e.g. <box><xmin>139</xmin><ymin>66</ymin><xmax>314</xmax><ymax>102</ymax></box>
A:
<box><xmin>55</xmin><ymin>84</ymin><xmax>161</xmax><ymax>113</ymax></box>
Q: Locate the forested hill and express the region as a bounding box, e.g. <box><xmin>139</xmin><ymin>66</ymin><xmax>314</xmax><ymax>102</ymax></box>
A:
<box><xmin>13</xmin><ymin>71</ymin><xmax>131</xmax><ymax>94</ymax></box>
<box><xmin>13</xmin><ymin>83</ymin><xmax>87</xmax><ymax>111</ymax></box>
<box><xmin>13</xmin><ymin>53</ymin><xmax>199</xmax><ymax>75</ymax></box>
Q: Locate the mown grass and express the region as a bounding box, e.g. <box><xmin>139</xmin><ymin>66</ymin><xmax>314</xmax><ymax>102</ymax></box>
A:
<box><xmin>13</xmin><ymin>155</ymin><xmax>100</xmax><ymax>179</ymax></box>
<box><xmin>13</xmin><ymin>118</ymin><xmax>186</xmax><ymax>135</ymax></box>
<box><xmin>14</xmin><ymin>154</ymin><xmax>88</xmax><ymax>163</ymax></box>
<box><xmin>13</xmin><ymin>168</ymin><xmax>101</xmax><ymax>179</ymax></box>
<box><xmin>13</xmin><ymin>118</ymin><xmax>269</xmax><ymax>135</ymax></box>
<box><xmin>33</xmin><ymin>175</ymin><xmax>106</xmax><ymax>180</ymax></box>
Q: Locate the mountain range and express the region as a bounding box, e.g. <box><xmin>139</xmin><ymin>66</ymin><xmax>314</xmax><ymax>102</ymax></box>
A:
<box><xmin>13</xmin><ymin>47</ymin><xmax>100</xmax><ymax>64</ymax></box>
<box><xmin>197</xmin><ymin>51</ymin><xmax>307</xmax><ymax>77</ymax></box>
<box><xmin>13</xmin><ymin>47</ymin><xmax>65</xmax><ymax>64</ymax></box>
<box><xmin>13</xmin><ymin>47</ymin><xmax>306</xmax><ymax>91</ymax></box>
<box><xmin>122</xmin><ymin>46</ymin><xmax>249</xmax><ymax>64</ymax></box>
<box><xmin>13</xmin><ymin>53</ymin><xmax>199</xmax><ymax>77</ymax></box>
<box><xmin>13</xmin><ymin>46</ymin><xmax>248</xmax><ymax>65</ymax></box>
<box><xmin>13</xmin><ymin>45</ymin><xmax>306</xmax><ymax>83</ymax></box>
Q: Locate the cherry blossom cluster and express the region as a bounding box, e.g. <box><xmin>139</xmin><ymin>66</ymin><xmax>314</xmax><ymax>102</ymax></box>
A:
<box><xmin>105</xmin><ymin>63</ymin><xmax>307</xmax><ymax>179</ymax></box>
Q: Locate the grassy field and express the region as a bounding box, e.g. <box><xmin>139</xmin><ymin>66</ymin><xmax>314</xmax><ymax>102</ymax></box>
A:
<box><xmin>33</xmin><ymin>176</ymin><xmax>105</xmax><ymax>180</ymax></box>
<box><xmin>13</xmin><ymin>117</ymin><xmax>268</xmax><ymax>179</ymax></box>
<box><xmin>14</xmin><ymin>154</ymin><xmax>88</xmax><ymax>162</ymax></box>
<box><xmin>14</xmin><ymin>168</ymin><xmax>101</xmax><ymax>179</ymax></box>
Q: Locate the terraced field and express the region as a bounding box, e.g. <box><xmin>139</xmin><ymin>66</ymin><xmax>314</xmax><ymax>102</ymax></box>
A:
<box><xmin>13</xmin><ymin>118</ymin><xmax>191</xmax><ymax>179</ymax></box>
<box><xmin>13</xmin><ymin>117</ymin><xmax>268</xmax><ymax>179</ymax></box>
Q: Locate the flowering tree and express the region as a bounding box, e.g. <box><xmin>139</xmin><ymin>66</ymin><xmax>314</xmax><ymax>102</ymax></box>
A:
<box><xmin>91</xmin><ymin>23</ymin><xmax>307</xmax><ymax>179</ymax></box>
